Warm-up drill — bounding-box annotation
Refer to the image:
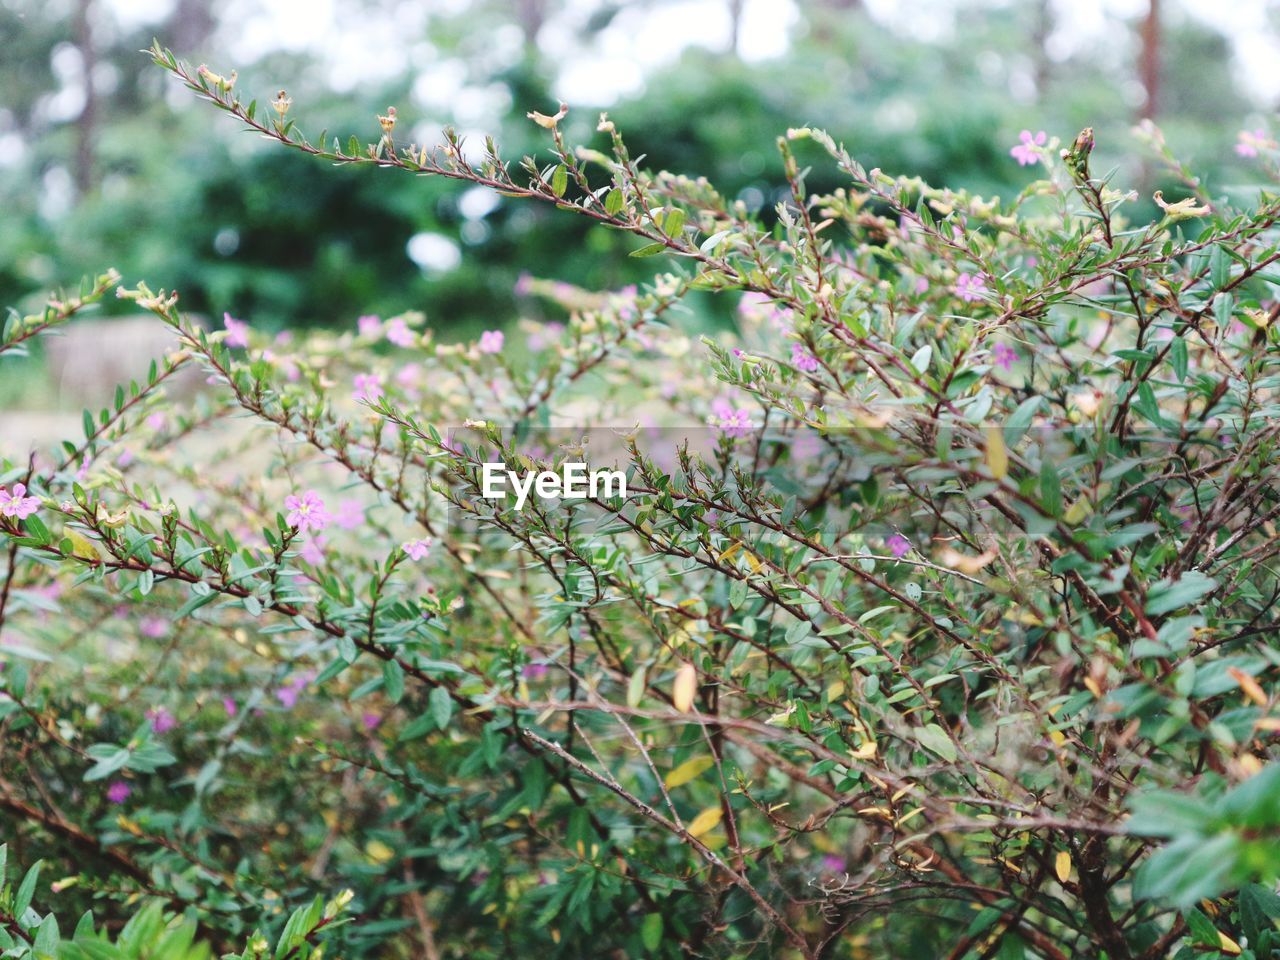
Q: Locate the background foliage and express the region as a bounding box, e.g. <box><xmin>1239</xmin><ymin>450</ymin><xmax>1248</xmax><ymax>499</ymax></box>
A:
<box><xmin>2</xmin><ymin>3</ymin><xmax>1280</xmax><ymax>959</ymax></box>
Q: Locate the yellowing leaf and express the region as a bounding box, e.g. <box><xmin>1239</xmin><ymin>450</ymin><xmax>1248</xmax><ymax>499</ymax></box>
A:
<box><xmin>366</xmin><ymin>840</ymin><xmax>395</xmax><ymax>864</ymax></box>
<box><xmin>64</xmin><ymin>529</ymin><xmax>101</xmax><ymax>560</ymax></box>
<box><xmin>985</xmin><ymin>426</ymin><xmax>1008</xmax><ymax>480</ymax></box>
<box><xmin>1227</xmin><ymin>667</ymin><xmax>1267</xmax><ymax>707</ymax></box>
<box><xmin>851</xmin><ymin>739</ymin><xmax>877</xmax><ymax>760</ymax></box>
<box><xmin>1219</xmin><ymin>931</ymin><xmax>1242</xmax><ymax>955</ymax></box>
<box><xmin>1063</xmin><ymin>498</ymin><xmax>1093</xmax><ymax>525</ymax></box>
<box><xmin>673</xmin><ymin>662</ymin><xmax>697</xmax><ymax>713</ymax></box>
<box><xmin>527</xmin><ymin>102</ymin><xmax>568</xmax><ymax>128</ymax></box>
<box><xmin>1054</xmin><ymin>850</ymin><xmax>1072</xmax><ymax>883</ymax></box>
<box><xmin>716</xmin><ymin>540</ymin><xmax>743</xmax><ymax>562</ymax></box>
<box><xmin>686</xmin><ymin>806</ymin><xmax>722</xmax><ymax>838</ymax></box>
<box><xmin>665</xmin><ymin>756</ymin><xmax>715</xmax><ymax>789</ymax></box>
<box><xmin>937</xmin><ymin>546</ymin><xmax>997</xmax><ymax>576</ymax></box>
<box><xmin>627</xmin><ymin>666</ymin><xmax>647</xmax><ymax>708</ymax></box>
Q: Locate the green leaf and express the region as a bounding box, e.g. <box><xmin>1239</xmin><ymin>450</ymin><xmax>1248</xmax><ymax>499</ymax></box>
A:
<box><xmin>550</xmin><ymin>165</ymin><xmax>568</xmax><ymax>198</ymax></box>
<box><xmin>641</xmin><ymin>913</ymin><xmax>663</xmax><ymax>951</ymax></box>
<box><xmin>916</xmin><ymin>723</ymin><xmax>957</xmax><ymax>762</ymax></box>
<box><xmin>630</xmin><ymin>241</ymin><xmax>667</xmax><ymax>258</ymax></box>
<box><xmin>382</xmin><ymin>660</ymin><xmax>405</xmax><ymax>704</ymax></box>
<box><xmin>15</xmin><ymin>859</ymin><xmax>41</xmax><ymax>916</ymax></box>
<box><xmin>1145</xmin><ymin>572</ymin><xmax>1216</xmax><ymax>615</ymax></box>
<box><xmin>429</xmin><ymin>685</ymin><xmax>453</xmax><ymax>729</ymax></box>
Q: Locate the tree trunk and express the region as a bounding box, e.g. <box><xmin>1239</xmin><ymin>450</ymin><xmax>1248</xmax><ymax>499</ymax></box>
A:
<box><xmin>73</xmin><ymin>0</ymin><xmax>95</xmax><ymax>194</ymax></box>
<box><xmin>1138</xmin><ymin>0</ymin><xmax>1160</xmax><ymax>120</ymax></box>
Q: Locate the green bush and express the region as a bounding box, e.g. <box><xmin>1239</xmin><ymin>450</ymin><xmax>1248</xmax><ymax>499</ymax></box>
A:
<box><xmin>1</xmin><ymin>45</ymin><xmax>1278</xmax><ymax>959</ymax></box>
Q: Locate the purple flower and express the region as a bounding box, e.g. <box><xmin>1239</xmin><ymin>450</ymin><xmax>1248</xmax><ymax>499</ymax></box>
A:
<box><xmin>222</xmin><ymin>312</ymin><xmax>250</xmax><ymax>348</ymax></box>
<box><xmin>222</xmin><ymin>696</ymin><xmax>238</xmax><ymax>717</ymax></box>
<box><xmin>147</xmin><ymin>706</ymin><xmax>177</xmax><ymax>734</ymax></box>
<box><xmin>362</xmin><ymin>711</ymin><xmax>382</xmax><ymax>731</ymax></box>
<box><xmin>791</xmin><ymin>342</ymin><xmax>820</xmax><ymax>373</ymax></box>
<box><xmin>385</xmin><ymin>317</ymin><xmax>415</xmax><ymax>347</ymax></box>
<box><xmin>514</xmin><ymin>272</ymin><xmax>534</xmax><ymax>296</ymax></box>
<box><xmin>992</xmin><ymin>342</ymin><xmax>1018</xmax><ymax>371</ymax></box>
<box><xmin>821</xmin><ymin>854</ymin><xmax>846</xmax><ymax>873</ymax></box>
<box><xmin>299</xmin><ymin>536</ymin><xmax>326</xmax><ymax>566</ymax></box>
<box><xmin>0</xmin><ymin>483</ymin><xmax>41</xmax><ymax>520</ymax></box>
<box><xmin>523</xmin><ymin>662</ymin><xmax>549</xmax><ymax>680</ymax></box>
<box><xmin>106</xmin><ymin>781</ymin><xmax>131</xmax><ymax>804</ymax></box>
<box><xmin>146</xmin><ymin>413</ymin><xmax>167</xmax><ymax>431</ymax></box>
<box><xmin>886</xmin><ymin>534</ymin><xmax>911</xmax><ymax>558</ymax></box>
<box><xmin>275</xmin><ymin>672</ymin><xmax>311</xmax><ymax>709</ymax></box>
<box><xmin>954</xmin><ymin>273</ymin><xmax>988</xmax><ymax>303</ymax></box>
<box><xmin>333</xmin><ymin>498</ymin><xmax>365</xmax><ymax>530</ymax></box>
<box><xmin>402</xmin><ymin>538</ymin><xmax>432</xmax><ymax>561</ymax></box>
<box><xmin>478</xmin><ymin>330</ymin><xmax>505</xmax><ymax>354</ymax></box>
<box><xmin>357</xmin><ymin>314</ymin><xmax>382</xmax><ymax>337</ymax></box>
<box><xmin>284</xmin><ymin>490</ymin><xmax>332</xmax><ymax>533</ymax></box>
<box><xmin>353</xmin><ymin>373</ymin><xmax>383</xmax><ymax>403</ymax></box>
<box><xmin>526</xmin><ymin>322</ymin><xmax>565</xmax><ymax>351</ymax></box>
<box><xmin>1235</xmin><ymin>129</ymin><xmax>1268</xmax><ymax>158</ymax></box>
<box><xmin>140</xmin><ymin>616</ymin><xmax>170</xmax><ymax>638</ymax></box>
<box><xmin>712</xmin><ymin>399</ymin><xmax>754</xmax><ymax>438</ymax></box>
<box><xmin>1010</xmin><ymin>129</ymin><xmax>1047</xmax><ymax>166</ymax></box>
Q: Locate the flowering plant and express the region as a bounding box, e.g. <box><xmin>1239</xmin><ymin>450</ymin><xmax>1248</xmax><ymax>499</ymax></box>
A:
<box><xmin>1</xmin><ymin>44</ymin><xmax>1279</xmax><ymax>959</ymax></box>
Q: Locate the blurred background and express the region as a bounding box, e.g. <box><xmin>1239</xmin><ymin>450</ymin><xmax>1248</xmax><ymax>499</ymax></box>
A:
<box><xmin>0</xmin><ymin>0</ymin><xmax>1277</xmax><ymax>352</ymax></box>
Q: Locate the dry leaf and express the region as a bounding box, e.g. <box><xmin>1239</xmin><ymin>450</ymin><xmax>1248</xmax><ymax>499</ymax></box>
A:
<box><xmin>985</xmin><ymin>426</ymin><xmax>1009</xmax><ymax>480</ymax></box>
<box><xmin>1054</xmin><ymin>850</ymin><xmax>1072</xmax><ymax>883</ymax></box>
<box><xmin>527</xmin><ymin>102</ymin><xmax>569</xmax><ymax>128</ymax></box>
<box><xmin>1227</xmin><ymin>666</ymin><xmax>1267</xmax><ymax>707</ymax></box>
<box><xmin>673</xmin><ymin>662</ymin><xmax>697</xmax><ymax>713</ymax></box>
<box><xmin>665</xmin><ymin>756</ymin><xmax>715</xmax><ymax>790</ymax></box>
<box><xmin>937</xmin><ymin>546</ymin><xmax>998</xmax><ymax>575</ymax></box>
<box><xmin>686</xmin><ymin>806</ymin><xmax>722</xmax><ymax>838</ymax></box>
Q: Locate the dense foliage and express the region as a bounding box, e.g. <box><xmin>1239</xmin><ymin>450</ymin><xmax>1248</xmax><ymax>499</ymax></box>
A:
<box><xmin>2</xmin><ymin>44</ymin><xmax>1279</xmax><ymax>959</ymax></box>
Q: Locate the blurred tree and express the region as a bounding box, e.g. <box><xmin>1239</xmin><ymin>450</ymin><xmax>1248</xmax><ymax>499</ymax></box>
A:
<box><xmin>0</xmin><ymin>0</ymin><xmax>1270</xmax><ymax>337</ymax></box>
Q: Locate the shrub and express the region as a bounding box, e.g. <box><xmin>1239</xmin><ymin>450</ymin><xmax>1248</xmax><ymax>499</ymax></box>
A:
<box><xmin>1</xmin><ymin>44</ymin><xmax>1278</xmax><ymax>959</ymax></box>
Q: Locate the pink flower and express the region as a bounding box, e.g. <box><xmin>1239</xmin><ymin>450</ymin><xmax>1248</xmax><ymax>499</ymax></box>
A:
<box><xmin>821</xmin><ymin>854</ymin><xmax>846</xmax><ymax>873</ymax></box>
<box><xmin>954</xmin><ymin>273</ymin><xmax>988</xmax><ymax>303</ymax></box>
<box><xmin>275</xmin><ymin>672</ymin><xmax>311</xmax><ymax>709</ymax></box>
<box><xmin>299</xmin><ymin>536</ymin><xmax>326</xmax><ymax>565</ymax></box>
<box><xmin>353</xmin><ymin>373</ymin><xmax>383</xmax><ymax>403</ymax></box>
<box><xmin>478</xmin><ymin>330</ymin><xmax>504</xmax><ymax>354</ymax></box>
<box><xmin>140</xmin><ymin>616</ymin><xmax>170</xmax><ymax>638</ymax></box>
<box><xmin>992</xmin><ymin>342</ymin><xmax>1018</xmax><ymax>371</ymax></box>
<box><xmin>1235</xmin><ymin>129</ymin><xmax>1269</xmax><ymax>158</ymax></box>
<box><xmin>284</xmin><ymin>490</ymin><xmax>331</xmax><ymax>533</ymax></box>
<box><xmin>222</xmin><ymin>696</ymin><xmax>238</xmax><ymax>717</ymax></box>
<box><xmin>261</xmin><ymin>349</ymin><xmax>300</xmax><ymax>381</ymax></box>
<box><xmin>357</xmin><ymin>314</ymin><xmax>382</xmax><ymax>336</ymax></box>
<box><xmin>395</xmin><ymin>363</ymin><xmax>422</xmax><ymax>388</ymax></box>
<box><xmin>333</xmin><ymin>498</ymin><xmax>364</xmax><ymax>530</ymax></box>
<box><xmin>146</xmin><ymin>706</ymin><xmax>177</xmax><ymax>734</ymax></box>
<box><xmin>0</xmin><ymin>483</ymin><xmax>41</xmax><ymax>520</ymax></box>
<box><xmin>106</xmin><ymin>781</ymin><xmax>131</xmax><ymax>804</ymax></box>
<box><xmin>403</xmin><ymin>538</ymin><xmax>432</xmax><ymax>561</ymax></box>
<box><xmin>223</xmin><ymin>312</ymin><xmax>250</xmax><ymax>348</ymax></box>
<box><xmin>523</xmin><ymin>662</ymin><xmax>549</xmax><ymax>680</ymax></box>
<box><xmin>886</xmin><ymin>534</ymin><xmax>911</xmax><ymax>558</ymax></box>
<box><xmin>146</xmin><ymin>413</ymin><xmax>167</xmax><ymax>431</ymax></box>
<box><xmin>385</xmin><ymin>317</ymin><xmax>416</xmax><ymax>347</ymax></box>
<box><xmin>526</xmin><ymin>322</ymin><xmax>565</xmax><ymax>351</ymax></box>
<box><xmin>712</xmin><ymin>399</ymin><xmax>754</xmax><ymax>438</ymax></box>
<box><xmin>514</xmin><ymin>272</ymin><xmax>534</xmax><ymax>296</ymax></box>
<box><xmin>361</xmin><ymin>711</ymin><xmax>382</xmax><ymax>731</ymax></box>
<box><xmin>791</xmin><ymin>342</ymin><xmax>820</xmax><ymax>373</ymax></box>
<box><xmin>1010</xmin><ymin>129</ymin><xmax>1047</xmax><ymax>166</ymax></box>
